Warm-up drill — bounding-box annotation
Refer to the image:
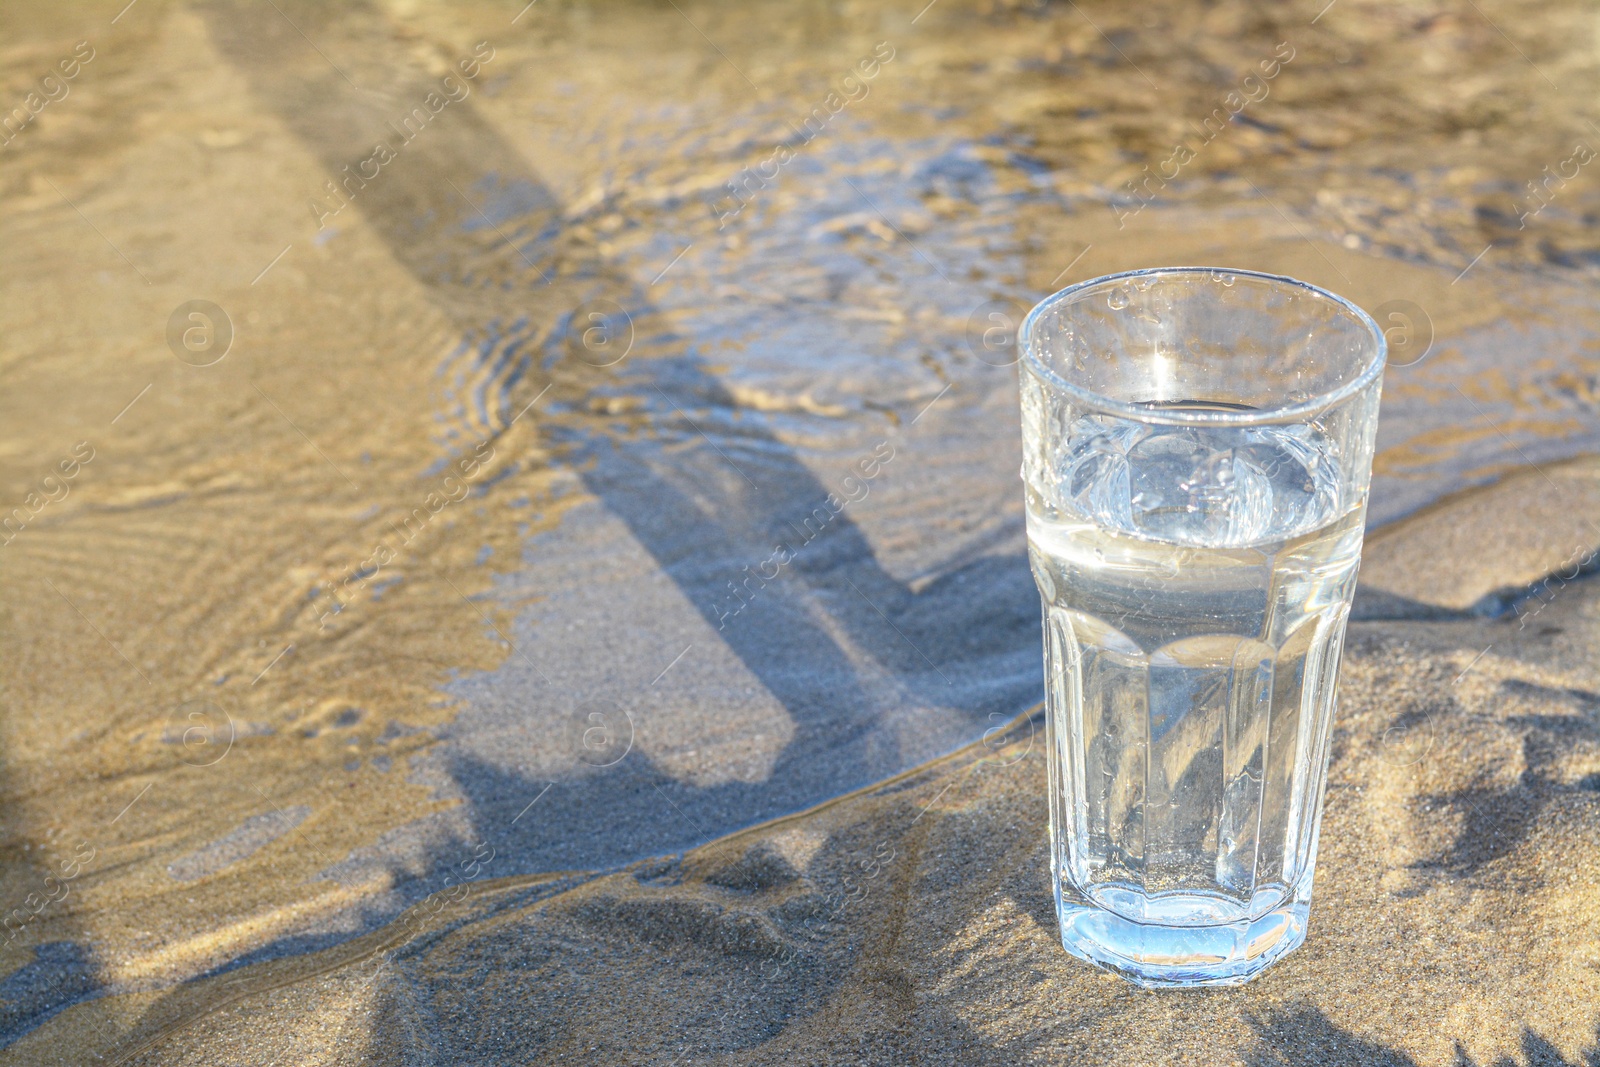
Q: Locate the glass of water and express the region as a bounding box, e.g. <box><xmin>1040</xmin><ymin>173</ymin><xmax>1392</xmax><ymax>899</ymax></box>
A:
<box><xmin>1018</xmin><ymin>267</ymin><xmax>1385</xmax><ymax>987</ymax></box>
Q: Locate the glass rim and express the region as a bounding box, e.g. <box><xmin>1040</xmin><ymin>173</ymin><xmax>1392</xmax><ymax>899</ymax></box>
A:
<box><xmin>1017</xmin><ymin>266</ymin><xmax>1387</xmax><ymax>428</ymax></box>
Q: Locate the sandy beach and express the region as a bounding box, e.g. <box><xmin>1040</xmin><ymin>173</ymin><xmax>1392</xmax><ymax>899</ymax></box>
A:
<box><xmin>0</xmin><ymin>0</ymin><xmax>1598</xmax><ymax>1062</ymax></box>
<box><xmin>13</xmin><ymin>466</ymin><xmax>1600</xmax><ymax>1065</ymax></box>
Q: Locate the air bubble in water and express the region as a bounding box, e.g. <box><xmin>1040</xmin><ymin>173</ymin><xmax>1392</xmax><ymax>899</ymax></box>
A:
<box><xmin>1107</xmin><ymin>287</ymin><xmax>1131</xmax><ymax>310</ymax></box>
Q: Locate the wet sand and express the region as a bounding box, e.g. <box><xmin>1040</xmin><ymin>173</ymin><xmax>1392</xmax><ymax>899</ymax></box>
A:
<box><xmin>0</xmin><ymin>0</ymin><xmax>1598</xmax><ymax>1061</ymax></box>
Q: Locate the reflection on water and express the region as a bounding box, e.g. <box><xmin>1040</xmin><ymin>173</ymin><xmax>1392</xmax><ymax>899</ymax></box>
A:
<box><xmin>0</xmin><ymin>0</ymin><xmax>1597</xmax><ymax>1057</ymax></box>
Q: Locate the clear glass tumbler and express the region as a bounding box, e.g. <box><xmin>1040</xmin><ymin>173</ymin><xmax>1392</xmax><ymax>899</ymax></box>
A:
<box><xmin>1018</xmin><ymin>267</ymin><xmax>1385</xmax><ymax>987</ymax></box>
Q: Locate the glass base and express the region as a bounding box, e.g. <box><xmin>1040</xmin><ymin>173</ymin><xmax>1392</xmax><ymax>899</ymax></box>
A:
<box><xmin>1055</xmin><ymin>884</ymin><xmax>1311</xmax><ymax>988</ymax></box>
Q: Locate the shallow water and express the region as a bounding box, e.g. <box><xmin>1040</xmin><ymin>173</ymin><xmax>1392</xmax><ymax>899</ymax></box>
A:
<box><xmin>1</xmin><ymin>0</ymin><xmax>1598</xmax><ymax>1057</ymax></box>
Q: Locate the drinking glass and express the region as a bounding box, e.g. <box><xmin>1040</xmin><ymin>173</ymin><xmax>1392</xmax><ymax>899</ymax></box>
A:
<box><xmin>1017</xmin><ymin>267</ymin><xmax>1385</xmax><ymax>987</ymax></box>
